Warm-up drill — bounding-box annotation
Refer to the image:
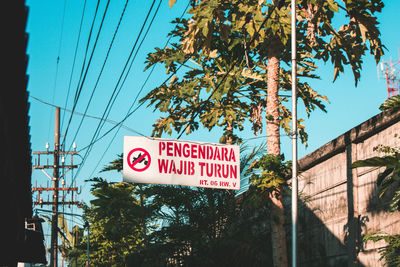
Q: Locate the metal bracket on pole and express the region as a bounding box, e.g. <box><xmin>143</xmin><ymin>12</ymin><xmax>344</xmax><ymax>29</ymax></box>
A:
<box><xmin>41</xmin><ymin>169</ymin><xmax>54</xmax><ymax>181</ymax></box>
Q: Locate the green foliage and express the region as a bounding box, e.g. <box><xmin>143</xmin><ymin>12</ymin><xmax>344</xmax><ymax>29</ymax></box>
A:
<box><xmin>379</xmin><ymin>95</ymin><xmax>400</xmax><ymax>112</ymax></box>
<box><xmin>136</xmin><ymin>143</ymin><xmax>272</xmax><ymax>265</ymax></box>
<box><xmin>240</xmin><ymin>142</ymin><xmax>267</xmax><ymax>179</ymax></box>
<box><xmin>67</xmin><ymin>146</ymin><xmax>279</xmax><ymax>266</ymax></box>
<box><xmin>140</xmin><ymin>1</ymin><xmax>341</xmax><ymax>144</ymax></box>
<box><xmin>250</xmin><ymin>154</ymin><xmax>291</xmax><ymax>191</ymax></box>
<box><xmin>138</xmin><ymin>185</ymin><xmax>241</xmax><ymax>265</ymax></box>
<box><xmin>352</xmin><ymin>137</ymin><xmax>400</xmax><ymax>212</ymax></box>
<box><xmin>100</xmin><ymin>153</ymin><xmax>123</xmax><ymax>172</ymax></box>
<box><xmin>79</xmin><ymin>178</ymin><xmax>148</xmax><ymax>266</ymax></box>
<box><xmin>60</xmin><ymin>225</ymin><xmax>87</xmax><ymax>267</ymax></box>
<box><xmin>140</xmin><ymin>0</ymin><xmax>384</xmax><ymax>145</ymax></box>
<box><xmin>363</xmin><ymin>233</ymin><xmax>400</xmax><ymax>266</ymax></box>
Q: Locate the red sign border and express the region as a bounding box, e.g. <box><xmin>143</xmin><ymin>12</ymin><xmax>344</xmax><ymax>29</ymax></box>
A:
<box><xmin>127</xmin><ymin>148</ymin><xmax>151</xmax><ymax>172</ymax></box>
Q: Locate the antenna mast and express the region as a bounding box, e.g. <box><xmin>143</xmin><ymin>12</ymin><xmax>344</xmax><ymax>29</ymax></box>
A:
<box><xmin>378</xmin><ymin>56</ymin><xmax>400</xmax><ymax>98</ymax></box>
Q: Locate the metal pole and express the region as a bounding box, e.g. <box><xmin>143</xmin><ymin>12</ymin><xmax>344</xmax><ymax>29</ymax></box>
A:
<box><xmin>291</xmin><ymin>0</ymin><xmax>298</xmax><ymax>267</ymax></box>
<box><xmin>50</xmin><ymin>107</ymin><xmax>60</xmax><ymax>267</ymax></box>
<box><xmin>87</xmin><ymin>223</ymin><xmax>90</xmax><ymax>267</ymax></box>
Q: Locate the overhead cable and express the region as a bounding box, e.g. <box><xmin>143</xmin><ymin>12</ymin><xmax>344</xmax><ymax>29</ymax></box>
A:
<box><xmin>68</xmin><ymin>0</ymin><xmax>131</xmax><ymax>152</ymax></box>
<box><xmin>71</xmin><ymin>0</ymin><xmax>159</xmax><ymax>184</ymax></box>
<box><xmin>62</xmin><ymin>0</ymin><xmax>108</xmax><ymax>148</ymax></box>
<box><xmin>86</xmin><ymin>1</ymin><xmax>191</xmax><ymax>177</ymax></box>
<box><xmin>61</xmin><ymin>0</ymin><xmax>88</xmax><ymax>132</ymax></box>
<box><xmin>30</xmin><ymin>95</ymin><xmax>145</xmax><ymax>136</ymax></box>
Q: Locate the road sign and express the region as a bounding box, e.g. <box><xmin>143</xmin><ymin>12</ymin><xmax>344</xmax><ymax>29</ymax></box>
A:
<box><xmin>127</xmin><ymin>148</ymin><xmax>151</xmax><ymax>172</ymax></box>
<box><xmin>123</xmin><ymin>136</ymin><xmax>240</xmax><ymax>190</ymax></box>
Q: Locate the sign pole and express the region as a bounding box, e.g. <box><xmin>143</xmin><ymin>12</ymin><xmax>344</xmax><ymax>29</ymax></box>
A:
<box><xmin>291</xmin><ymin>0</ymin><xmax>298</xmax><ymax>266</ymax></box>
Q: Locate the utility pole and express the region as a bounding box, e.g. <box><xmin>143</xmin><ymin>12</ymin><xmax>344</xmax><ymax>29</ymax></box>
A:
<box><xmin>32</xmin><ymin>107</ymin><xmax>80</xmax><ymax>267</ymax></box>
<box><xmin>51</xmin><ymin>106</ymin><xmax>60</xmax><ymax>267</ymax></box>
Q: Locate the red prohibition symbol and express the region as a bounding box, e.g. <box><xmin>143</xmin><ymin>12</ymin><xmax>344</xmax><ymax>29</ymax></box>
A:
<box><xmin>127</xmin><ymin>148</ymin><xmax>151</xmax><ymax>172</ymax></box>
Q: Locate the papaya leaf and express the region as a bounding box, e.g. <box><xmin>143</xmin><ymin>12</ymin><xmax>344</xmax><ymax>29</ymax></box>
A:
<box><xmin>379</xmin><ymin>95</ymin><xmax>400</xmax><ymax>112</ymax></box>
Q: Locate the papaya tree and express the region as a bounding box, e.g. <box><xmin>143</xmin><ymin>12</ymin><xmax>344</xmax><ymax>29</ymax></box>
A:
<box><xmin>140</xmin><ymin>0</ymin><xmax>384</xmax><ymax>265</ymax></box>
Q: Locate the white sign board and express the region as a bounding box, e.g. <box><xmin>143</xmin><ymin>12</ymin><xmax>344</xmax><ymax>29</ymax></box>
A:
<box><xmin>123</xmin><ymin>136</ymin><xmax>240</xmax><ymax>190</ymax></box>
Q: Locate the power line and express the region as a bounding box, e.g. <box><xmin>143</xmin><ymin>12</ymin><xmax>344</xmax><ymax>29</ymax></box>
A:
<box><xmin>71</xmin><ymin>0</ymin><xmax>160</xmax><ymax>184</ymax></box>
<box><xmin>31</xmin><ymin>93</ymin><xmax>283</xmax><ymax>149</ymax></box>
<box><xmin>242</xmin><ymin>133</ymin><xmax>289</xmax><ymax>141</ymax></box>
<box><xmin>73</xmin><ymin>3</ymin><xmax>195</xmax><ymax>160</ymax></box>
<box><xmin>74</xmin><ymin>58</ymin><xmax>188</xmax><ymax>153</ymax></box>
<box><xmin>47</xmin><ymin>0</ymin><xmax>68</xmax><ymax>142</ymax></box>
<box><xmin>30</xmin><ymin>95</ymin><xmax>146</xmax><ymax>136</ymax></box>
<box><xmin>71</xmin><ymin>0</ymin><xmax>101</xmax><ymax>106</ymax></box>
<box><xmin>76</xmin><ymin>3</ymin><xmax>276</xmax><ymax>175</ymax></box>
<box><xmin>75</xmin><ymin>0</ymin><xmax>158</xmax><ymax>168</ymax></box>
<box><xmin>77</xmin><ymin>102</ymin><xmax>146</xmax><ymax>153</ymax></box>
<box><xmin>87</xmin><ymin>1</ymin><xmax>191</xmax><ymax>178</ymax></box>
<box><xmin>68</xmin><ymin>0</ymin><xmax>131</xmax><ymax>152</ymax></box>
<box><xmin>61</xmin><ymin>0</ymin><xmax>88</xmax><ymax>133</ymax></box>
<box><xmin>98</xmin><ymin>0</ymin><xmax>162</xmax><ymax>128</ymax></box>
<box><xmin>75</xmin><ymin>55</ymin><xmax>189</xmax><ymax>157</ymax></box>
<box><xmin>75</xmin><ymin>1</ymin><xmax>271</xmax><ymax>183</ymax></box>
<box><xmin>62</xmin><ymin>0</ymin><xmax>106</xmax><ymax>148</ymax></box>
<box><xmin>61</xmin><ymin>0</ymin><xmax>101</xmax><ymax>146</ymax></box>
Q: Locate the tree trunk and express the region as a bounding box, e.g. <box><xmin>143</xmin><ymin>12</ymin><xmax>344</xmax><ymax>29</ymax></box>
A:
<box><xmin>266</xmin><ymin>38</ymin><xmax>281</xmax><ymax>156</ymax></box>
<box><xmin>266</xmin><ymin>36</ymin><xmax>288</xmax><ymax>267</ymax></box>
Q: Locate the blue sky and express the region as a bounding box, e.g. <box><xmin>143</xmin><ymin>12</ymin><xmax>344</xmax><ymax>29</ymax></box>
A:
<box><xmin>26</xmin><ymin>0</ymin><xmax>399</xmax><ymax>208</ymax></box>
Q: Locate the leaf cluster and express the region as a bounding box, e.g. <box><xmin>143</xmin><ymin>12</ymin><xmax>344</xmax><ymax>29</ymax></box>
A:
<box><xmin>175</xmin><ymin>0</ymin><xmax>384</xmax><ymax>84</ymax></box>
<box><xmin>140</xmin><ymin>0</ymin><xmax>384</xmax><ymax>145</ymax></box>
<box><xmin>379</xmin><ymin>95</ymin><xmax>400</xmax><ymax>113</ymax></box>
<box><xmin>363</xmin><ymin>232</ymin><xmax>400</xmax><ymax>266</ymax></box>
<box><xmin>352</xmin><ymin>138</ymin><xmax>400</xmax><ymax>212</ymax></box>
<box><xmin>351</xmin><ymin>99</ymin><xmax>400</xmax><ymax>265</ymax></box>
<box><xmin>100</xmin><ymin>153</ymin><xmax>123</xmax><ymax>172</ymax></box>
<box><xmin>74</xmin><ymin>178</ymin><xmax>149</xmax><ymax>266</ymax></box>
<box><xmin>140</xmin><ymin>3</ymin><xmax>330</xmax><ymax>144</ymax></box>
<box><xmin>250</xmin><ymin>154</ymin><xmax>291</xmax><ymax>191</ymax></box>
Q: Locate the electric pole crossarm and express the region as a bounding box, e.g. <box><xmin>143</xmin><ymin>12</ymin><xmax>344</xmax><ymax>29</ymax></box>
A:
<box><xmin>33</xmin><ymin>164</ymin><xmax>78</xmax><ymax>170</ymax></box>
<box><xmin>33</xmin><ymin>151</ymin><xmax>54</xmax><ymax>155</ymax></box>
<box><xmin>33</xmin><ymin>187</ymin><xmax>78</xmax><ymax>192</ymax></box>
<box><xmin>34</xmin><ymin>201</ymin><xmax>81</xmax><ymax>206</ymax></box>
<box><xmin>33</xmin><ymin>151</ymin><xmax>78</xmax><ymax>155</ymax></box>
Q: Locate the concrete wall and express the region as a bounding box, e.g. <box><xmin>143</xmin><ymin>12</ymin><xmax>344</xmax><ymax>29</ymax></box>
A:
<box><xmin>297</xmin><ymin>110</ymin><xmax>400</xmax><ymax>266</ymax></box>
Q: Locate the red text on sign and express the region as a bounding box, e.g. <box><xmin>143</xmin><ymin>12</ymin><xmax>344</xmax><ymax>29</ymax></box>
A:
<box><xmin>158</xmin><ymin>159</ymin><xmax>195</xmax><ymax>175</ymax></box>
<box><xmin>198</xmin><ymin>162</ymin><xmax>237</xmax><ymax>179</ymax></box>
<box><xmin>159</xmin><ymin>141</ymin><xmax>236</xmax><ymax>162</ymax></box>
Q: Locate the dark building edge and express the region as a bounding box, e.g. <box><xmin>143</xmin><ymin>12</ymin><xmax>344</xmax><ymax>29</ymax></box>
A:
<box><xmin>0</xmin><ymin>1</ymin><xmax>43</xmax><ymax>265</ymax></box>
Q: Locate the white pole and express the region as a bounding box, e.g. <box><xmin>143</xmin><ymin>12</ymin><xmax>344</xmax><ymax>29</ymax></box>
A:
<box><xmin>86</xmin><ymin>222</ymin><xmax>90</xmax><ymax>267</ymax></box>
<box><xmin>291</xmin><ymin>0</ymin><xmax>298</xmax><ymax>266</ymax></box>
